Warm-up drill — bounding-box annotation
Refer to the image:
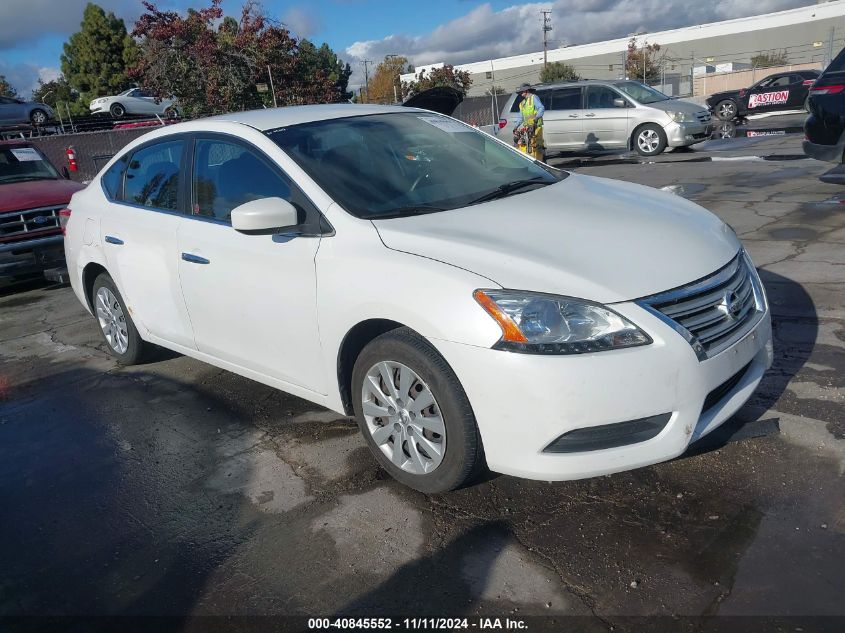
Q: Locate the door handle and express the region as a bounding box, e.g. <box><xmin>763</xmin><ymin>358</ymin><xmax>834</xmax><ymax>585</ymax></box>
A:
<box><xmin>568</xmin><ymin>114</ymin><xmax>579</xmax><ymax>118</ymax></box>
<box><xmin>104</xmin><ymin>235</ymin><xmax>124</xmax><ymax>245</ymax></box>
<box><xmin>181</xmin><ymin>253</ymin><xmax>210</xmax><ymax>265</ymax></box>
<box><xmin>585</xmin><ymin>113</ymin><xmax>596</xmax><ymax>117</ymax></box>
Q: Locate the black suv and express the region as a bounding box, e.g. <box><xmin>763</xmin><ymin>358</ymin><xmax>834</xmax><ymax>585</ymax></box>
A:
<box><xmin>804</xmin><ymin>48</ymin><xmax>845</xmax><ymax>163</ymax></box>
<box><xmin>707</xmin><ymin>70</ymin><xmax>819</xmax><ymax>121</ymax></box>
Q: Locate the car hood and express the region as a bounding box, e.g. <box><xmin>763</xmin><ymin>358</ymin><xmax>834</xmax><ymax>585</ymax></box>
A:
<box><xmin>0</xmin><ymin>179</ymin><xmax>86</xmax><ymax>214</ymax></box>
<box><xmin>372</xmin><ymin>173</ymin><xmax>740</xmax><ymax>304</ymax></box>
<box><xmin>646</xmin><ymin>98</ymin><xmax>709</xmax><ymax>114</ymax></box>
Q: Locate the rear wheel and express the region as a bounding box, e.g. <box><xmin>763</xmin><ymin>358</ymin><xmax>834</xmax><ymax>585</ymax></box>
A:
<box><xmin>91</xmin><ymin>273</ymin><xmax>148</xmax><ymax>365</ymax></box>
<box><xmin>29</xmin><ymin>109</ymin><xmax>48</xmax><ymax>126</ymax></box>
<box><xmin>110</xmin><ymin>103</ymin><xmax>126</xmax><ymax>118</ymax></box>
<box><xmin>352</xmin><ymin>328</ymin><xmax>484</xmax><ymax>493</ymax></box>
<box><xmin>633</xmin><ymin>124</ymin><xmax>667</xmax><ymax>157</ymax></box>
<box><xmin>715</xmin><ymin>99</ymin><xmax>737</xmax><ymax>121</ymax></box>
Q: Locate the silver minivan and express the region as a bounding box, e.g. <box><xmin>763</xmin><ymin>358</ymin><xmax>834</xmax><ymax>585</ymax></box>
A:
<box><xmin>498</xmin><ymin>80</ymin><xmax>712</xmax><ymax>157</ymax></box>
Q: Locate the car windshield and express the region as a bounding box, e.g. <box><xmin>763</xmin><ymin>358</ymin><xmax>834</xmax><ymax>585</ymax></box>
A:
<box><xmin>613</xmin><ymin>81</ymin><xmax>670</xmax><ymax>104</ymax></box>
<box><xmin>267</xmin><ymin>112</ymin><xmax>562</xmax><ymax>219</ymax></box>
<box><xmin>0</xmin><ymin>145</ymin><xmax>60</xmax><ymax>183</ymax></box>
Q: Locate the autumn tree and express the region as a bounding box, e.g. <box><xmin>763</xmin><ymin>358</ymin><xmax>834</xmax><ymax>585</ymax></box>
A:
<box><xmin>365</xmin><ymin>55</ymin><xmax>409</xmax><ymax>104</ymax></box>
<box><xmin>402</xmin><ymin>64</ymin><xmax>472</xmax><ymax>97</ymax></box>
<box><xmin>539</xmin><ymin>61</ymin><xmax>580</xmax><ymax>84</ymax></box>
<box><xmin>131</xmin><ymin>0</ymin><xmax>349</xmax><ymax>114</ymax></box>
<box><xmin>61</xmin><ymin>3</ymin><xmax>137</xmax><ymax>102</ymax></box>
<box><xmin>751</xmin><ymin>50</ymin><xmax>789</xmax><ymax>68</ymax></box>
<box><xmin>625</xmin><ymin>37</ymin><xmax>664</xmax><ymax>84</ymax></box>
<box><xmin>0</xmin><ymin>75</ymin><xmax>16</xmax><ymax>98</ymax></box>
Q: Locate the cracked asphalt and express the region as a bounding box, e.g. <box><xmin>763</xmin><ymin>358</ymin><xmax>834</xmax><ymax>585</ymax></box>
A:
<box><xmin>1</xmin><ymin>115</ymin><xmax>843</xmax><ymax>627</ymax></box>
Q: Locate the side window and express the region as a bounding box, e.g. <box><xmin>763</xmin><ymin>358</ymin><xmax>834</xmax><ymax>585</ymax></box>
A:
<box><xmin>549</xmin><ymin>87</ymin><xmax>582</xmax><ymax>110</ymax></box>
<box><xmin>191</xmin><ymin>139</ymin><xmax>291</xmax><ymax>222</ymax></box>
<box><xmin>586</xmin><ymin>85</ymin><xmax>622</xmax><ymax>109</ymax></box>
<box><xmin>769</xmin><ymin>76</ymin><xmax>790</xmax><ymax>88</ymax></box>
<box><xmin>756</xmin><ymin>78</ymin><xmax>774</xmax><ymax>89</ymax></box>
<box><xmin>101</xmin><ymin>153</ymin><xmax>130</xmax><ymax>199</ymax></box>
<box><xmin>123</xmin><ymin>139</ymin><xmax>184</xmax><ymax>211</ymax></box>
<box><xmin>534</xmin><ymin>90</ymin><xmax>551</xmax><ymax>111</ymax></box>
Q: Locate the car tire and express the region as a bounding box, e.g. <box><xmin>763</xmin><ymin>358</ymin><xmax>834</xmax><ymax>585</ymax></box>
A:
<box><xmin>351</xmin><ymin>327</ymin><xmax>485</xmax><ymax>494</ymax></box>
<box><xmin>110</xmin><ymin>103</ymin><xmax>126</xmax><ymax>118</ymax></box>
<box><xmin>91</xmin><ymin>273</ymin><xmax>148</xmax><ymax>365</ymax></box>
<box><xmin>164</xmin><ymin>106</ymin><xmax>179</xmax><ymax>119</ymax></box>
<box><xmin>633</xmin><ymin>124</ymin><xmax>667</xmax><ymax>157</ymax></box>
<box><xmin>29</xmin><ymin>109</ymin><xmax>48</xmax><ymax>126</ymax></box>
<box><xmin>715</xmin><ymin>99</ymin><xmax>737</xmax><ymax>121</ymax></box>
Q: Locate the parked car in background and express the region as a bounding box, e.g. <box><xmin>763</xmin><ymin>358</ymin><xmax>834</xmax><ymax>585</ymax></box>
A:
<box><xmin>707</xmin><ymin>70</ymin><xmax>820</xmax><ymax>121</ymax></box>
<box><xmin>804</xmin><ymin>49</ymin><xmax>845</xmax><ymax>163</ymax></box>
<box><xmin>90</xmin><ymin>89</ymin><xmax>177</xmax><ymax>118</ymax></box>
<box><xmin>0</xmin><ymin>96</ymin><xmax>54</xmax><ymax>127</ymax></box>
<box><xmin>64</xmin><ymin>105</ymin><xmax>771</xmax><ymax>493</ymax></box>
<box><xmin>1</xmin><ymin>140</ymin><xmax>84</xmax><ymax>286</ymax></box>
<box><xmin>498</xmin><ymin>80</ymin><xmax>711</xmax><ymax>157</ymax></box>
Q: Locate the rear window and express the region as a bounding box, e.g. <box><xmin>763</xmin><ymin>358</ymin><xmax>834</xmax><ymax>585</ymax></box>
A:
<box><xmin>825</xmin><ymin>47</ymin><xmax>845</xmax><ymax>74</ymax></box>
<box><xmin>0</xmin><ymin>145</ymin><xmax>60</xmax><ymax>184</ymax></box>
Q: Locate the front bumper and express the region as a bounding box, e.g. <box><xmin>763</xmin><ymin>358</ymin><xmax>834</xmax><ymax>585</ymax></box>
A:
<box><xmin>0</xmin><ymin>235</ymin><xmax>66</xmax><ymax>284</ymax></box>
<box><xmin>430</xmin><ymin>302</ymin><xmax>772</xmax><ymax>481</ymax></box>
<box><xmin>664</xmin><ymin>120</ymin><xmax>711</xmax><ymax>147</ymax></box>
<box><xmin>89</xmin><ymin>103</ymin><xmax>109</xmax><ymax>115</ymax></box>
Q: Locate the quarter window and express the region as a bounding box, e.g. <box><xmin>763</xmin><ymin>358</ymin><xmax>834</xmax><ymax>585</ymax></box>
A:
<box><xmin>123</xmin><ymin>140</ymin><xmax>184</xmax><ymax>211</ymax></box>
<box><xmin>101</xmin><ymin>153</ymin><xmax>129</xmax><ymax>199</ymax></box>
<box><xmin>191</xmin><ymin>139</ymin><xmax>291</xmax><ymax>222</ymax></box>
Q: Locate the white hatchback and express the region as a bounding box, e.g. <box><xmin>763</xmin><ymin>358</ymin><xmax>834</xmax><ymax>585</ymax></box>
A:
<box><xmin>64</xmin><ymin>104</ymin><xmax>773</xmax><ymax>493</ymax></box>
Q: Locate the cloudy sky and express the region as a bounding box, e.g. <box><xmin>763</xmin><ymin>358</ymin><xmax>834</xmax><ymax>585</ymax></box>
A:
<box><xmin>0</xmin><ymin>0</ymin><xmax>816</xmax><ymax>97</ymax></box>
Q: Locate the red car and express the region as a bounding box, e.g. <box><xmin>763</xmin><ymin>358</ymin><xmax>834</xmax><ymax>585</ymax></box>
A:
<box><xmin>0</xmin><ymin>141</ymin><xmax>84</xmax><ymax>286</ymax></box>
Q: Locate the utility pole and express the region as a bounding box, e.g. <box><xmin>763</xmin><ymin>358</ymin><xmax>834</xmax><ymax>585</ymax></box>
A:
<box><xmin>267</xmin><ymin>65</ymin><xmax>278</xmax><ymax>108</ymax></box>
<box><xmin>827</xmin><ymin>27</ymin><xmax>835</xmax><ymax>68</ymax></box>
<box><xmin>361</xmin><ymin>59</ymin><xmax>373</xmax><ymax>103</ymax></box>
<box><xmin>541</xmin><ymin>10</ymin><xmax>552</xmax><ymax>68</ymax></box>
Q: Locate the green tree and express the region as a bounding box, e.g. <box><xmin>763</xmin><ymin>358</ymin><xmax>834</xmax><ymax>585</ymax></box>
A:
<box><xmin>751</xmin><ymin>50</ymin><xmax>789</xmax><ymax>68</ymax></box>
<box><xmin>539</xmin><ymin>62</ymin><xmax>580</xmax><ymax>84</ymax></box>
<box><xmin>625</xmin><ymin>37</ymin><xmax>664</xmax><ymax>84</ymax></box>
<box><xmin>298</xmin><ymin>40</ymin><xmax>353</xmax><ymax>102</ymax></box>
<box><xmin>61</xmin><ymin>3</ymin><xmax>137</xmax><ymax>102</ymax></box>
<box><xmin>31</xmin><ymin>76</ymin><xmax>88</xmax><ymax>115</ymax></box>
<box><xmin>0</xmin><ymin>74</ymin><xmax>17</xmax><ymax>98</ymax></box>
<box><xmin>367</xmin><ymin>55</ymin><xmax>409</xmax><ymax>104</ymax></box>
<box><xmin>402</xmin><ymin>64</ymin><xmax>472</xmax><ymax>97</ymax></box>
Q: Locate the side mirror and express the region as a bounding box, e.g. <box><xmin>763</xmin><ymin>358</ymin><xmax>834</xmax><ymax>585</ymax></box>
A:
<box><xmin>61</xmin><ymin>166</ymin><xmax>70</xmax><ymax>179</ymax></box>
<box><xmin>231</xmin><ymin>197</ymin><xmax>300</xmax><ymax>235</ymax></box>
<box><xmin>613</xmin><ymin>98</ymin><xmax>627</xmax><ymax>108</ymax></box>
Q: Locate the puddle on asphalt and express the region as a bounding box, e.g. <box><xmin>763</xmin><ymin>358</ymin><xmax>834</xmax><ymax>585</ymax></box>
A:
<box><xmin>710</xmin><ymin>122</ymin><xmax>804</xmax><ymax>140</ymax></box>
<box><xmin>768</xmin><ymin>226</ymin><xmax>819</xmax><ymax>241</ymax></box>
<box><xmin>660</xmin><ymin>183</ymin><xmax>708</xmax><ymax>198</ymax></box>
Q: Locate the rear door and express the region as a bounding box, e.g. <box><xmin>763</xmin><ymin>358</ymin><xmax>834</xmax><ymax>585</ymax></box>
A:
<box><xmin>582</xmin><ymin>85</ymin><xmax>629</xmax><ymax>148</ymax></box>
<box><xmin>542</xmin><ymin>86</ymin><xmax>584</xmax><ymax>149</ymax></box>
<box><xmin>99</xmin><ymin>137</ymin><xmax>197</xmax><ymax>348</ymax></box>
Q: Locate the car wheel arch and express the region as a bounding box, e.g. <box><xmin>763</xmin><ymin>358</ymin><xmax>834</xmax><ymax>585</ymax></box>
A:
<box><xmin>82</xmin><ymin>262</ymin><xmax>109</xmax><ymax>313</ymax></box>
<box><xmin>336</xmin><ymin>318</ymin><xmax>408</xmax><ymax>415</ymax></box>
<box><xmin>629</xmin><ymin>121</ymin><xmax>663</xmax><ymax>150</ymax></box>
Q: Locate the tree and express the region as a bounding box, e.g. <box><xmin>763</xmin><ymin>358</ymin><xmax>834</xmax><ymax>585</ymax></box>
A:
<box><xmin>402</xmin><ymin>64</ymin><xmax>472</xmax><ymax>97</ymax></box>
<box><xmin>625</xmin><ymin>37</ymin><xmax>664</xmax><ymax>84</ymax></box>
<box><xmin>131</xmin><ymin>0</ymin><xmax>349</xmax><ymax>115</ymax></box>
<box><xmin>751</xmin><ymin>50</ymin><xmax>789</xmax><ymax>68</ymax></box>
<box><xmin>539</xmin><ymin>62</ymin><xmax>580</xmax><ymax>84</ymax></box>
<box><xmin>30</xmin><ymin>76</ymin><xmax>87</xmax><ymax>115</ymax></box>
<box><xmin>367</xmin><ymin>55</ymin><xmax>409</xmax><ymax>104</ymax></box>
<box><xmin>61</xmin><ymin>3</ymin><xmax>137</xmax><ymax>103</ymax></box>
<box><xmin>0</xmin><ymin>75</ymin><xmax>16</xmax><ymax>98</ymax></box>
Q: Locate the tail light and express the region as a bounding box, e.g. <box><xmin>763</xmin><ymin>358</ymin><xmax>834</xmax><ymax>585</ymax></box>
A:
<box><xmin>59</xmin><ymin>208</ymin><xmax>71</xmax><ymax>236</ymax></box>
<box><xmin>803</xmin><ymin>79</ymin><xmax>816</xmax><ymax>87</ymax></box>
<box><xmin>498</xmin><ymin>118</ymin><xmax>508</xmax><ymax>129</ymax></box>
<box><xmin>810</xmin><ymin>84</ymin><xmax>845</xmax><ymax>95</ymax></box>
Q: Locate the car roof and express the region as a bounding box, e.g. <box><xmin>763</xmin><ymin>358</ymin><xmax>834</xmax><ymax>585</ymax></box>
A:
<box><xmin>522</xmin><ymin>79</ymin><xmax>629</xmax><ymax>91</ymax></box>
<box><xmin>202</xmin><ymin>103</ymin><xmax>414</xmax><ymax>131</ymax></box>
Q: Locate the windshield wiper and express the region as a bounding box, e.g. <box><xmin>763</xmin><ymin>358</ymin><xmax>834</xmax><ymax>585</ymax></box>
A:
<box><xmin>364</xmin><ymin>206</ymin><xmax>447</xmax><ymax>220</ymax></box>
<box><xmin>468</xmin><ymin>177</ymin><xmax>550</xmax><ymax>205</ymax></box>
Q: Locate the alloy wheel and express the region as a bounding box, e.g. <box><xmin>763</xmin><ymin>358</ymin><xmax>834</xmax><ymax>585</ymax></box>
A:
<box><xmin>718</xmin><ymin>102</ymin><xmax>736</xmax><ymax>120</ymax></box>
<box><xmin>637</xmin><ymin>129</ymin><xmax>660</xmax><ymax>154</ymax></box>
<box><xmin>95</xmin><ymin>287</ymin><xmax>129</xmax><ymax>354</ymax></box>
<box><xmin>361</xmin><ymin>361</ymin><xmax>446</xmax><ymax>475</ymax></box>
<box><xmin>31</xmin><ymin>110</ymin><xmax>46</xmax><ymax>125</ymax></box>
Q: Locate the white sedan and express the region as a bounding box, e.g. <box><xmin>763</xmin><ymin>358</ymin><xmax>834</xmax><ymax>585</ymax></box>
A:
<box><xmin>89</xmin><ymin>88</ymin><xmax>177</xmax><ymax>118</ymax></box>
<box><xmin>63</xmin><ymin>104</ymin><xmax>773</xmax><ymax>493</ymax></box>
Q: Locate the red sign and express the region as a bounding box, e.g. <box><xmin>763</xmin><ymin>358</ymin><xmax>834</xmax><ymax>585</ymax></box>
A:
<box><xmin>748</xmin><ymin>90</ymin><xmax>789</xmax><ymax>108</ymax></box>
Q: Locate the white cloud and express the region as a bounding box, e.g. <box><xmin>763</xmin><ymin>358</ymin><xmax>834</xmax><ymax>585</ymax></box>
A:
<box><xmin>282</xmin><ymin>6</ymin><xmax>322</xmax><ymax>38</ymax></box>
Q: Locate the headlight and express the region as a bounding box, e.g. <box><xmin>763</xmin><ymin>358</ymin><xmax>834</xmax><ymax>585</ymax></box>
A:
<box><xmin>474</xmin><ymin>289</ymin><xmax>651</xmax><ymax>354</ymax></box>
<box><xmin>667</xmin><ymin>110</ymin><xmax>694</xmax><ymax>123</ymax></box>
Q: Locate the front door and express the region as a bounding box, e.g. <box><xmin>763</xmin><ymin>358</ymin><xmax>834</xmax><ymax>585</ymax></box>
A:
<box><xmin>100</xmin><ymin>137</ymin><xmax>196</xmax><ymax>348</ymax></box>
<box><xmin>747</xmin><ymin>74</ymin><xmax>792</xmax><ymax>113</ymax></box>
<box><xmin>176</xmin><ymin>136</ymin><xmax>326</xmax><ymax>393</ymax></box>
<box><xmin>582</xmin><ymin>85</ymin><xmax>629</xmax><ymax>148</ymax></box>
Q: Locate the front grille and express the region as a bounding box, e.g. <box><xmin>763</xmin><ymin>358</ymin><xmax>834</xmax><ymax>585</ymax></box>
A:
<box><xmin>696</xmin><ymin>110</ymin><xmax>712</xmax><ymax>123</ymax></box>
<box><xmin>0</xmin><ymin>206</ymin><xmax>62</xmax><ymax>243</ymax></box>
<box><xmin>637</xmin><ymin>253</ymin><xmax>764</xmax><ymax>361</ymax></box>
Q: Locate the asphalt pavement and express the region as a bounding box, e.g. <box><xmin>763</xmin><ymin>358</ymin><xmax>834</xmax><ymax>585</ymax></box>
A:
<box><xmin>1</xmin><ymin>114</ymin><xmax>843</xmax><ymax>629</ymax></box>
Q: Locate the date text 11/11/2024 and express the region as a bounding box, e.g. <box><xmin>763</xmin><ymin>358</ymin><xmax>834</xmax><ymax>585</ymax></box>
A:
<box><xmin>308</xmin><ymin>617</ymin><xmax>528</xmax><ymax>630</ymax></box>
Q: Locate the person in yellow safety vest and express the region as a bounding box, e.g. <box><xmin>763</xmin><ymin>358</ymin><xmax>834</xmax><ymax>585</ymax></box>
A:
<box><xmin>514</xmin><ymin>83</ymin><xmax>545</xmax><ymax>161</ymax></box>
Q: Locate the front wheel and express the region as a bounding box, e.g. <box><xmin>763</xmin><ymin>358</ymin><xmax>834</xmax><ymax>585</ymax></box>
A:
<box><xmin>29</xmin><ymin>109</ymin><xmax>48</xmax><ymax>126</ymax></box>
<box><xmin>110</xmin><ymin>103</ymin><xmax>125</xmax><ymax>118</ymax></box>
<box><xmin>715</xmin><ymin>99</ymin><xmax>737</xmax><ymax>121</ymax></box>
<box><xmin>633</xmin><ymin>124</ymin><xmax>667</xmax><ymax>156</ymax></box>
<box><xmin>352</xmin><ymin>327</ymin><xmax>484</xmax><ymax>493</ymax></box>
<box><xmin>91</xmin><ymin>273</ymin><xmax>148</xmax><ymax>364</ymax></box>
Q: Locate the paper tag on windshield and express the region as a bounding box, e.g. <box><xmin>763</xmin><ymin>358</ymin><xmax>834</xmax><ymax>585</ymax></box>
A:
<box><xmin>10</xmin><ymin>147</ymin><xmax>42</xmax><ymax>162</ymax></box>
<box><xmin>417</xmin><ymin>116</ymin><xmax>471</xmax><ymax>133</ymax></box>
